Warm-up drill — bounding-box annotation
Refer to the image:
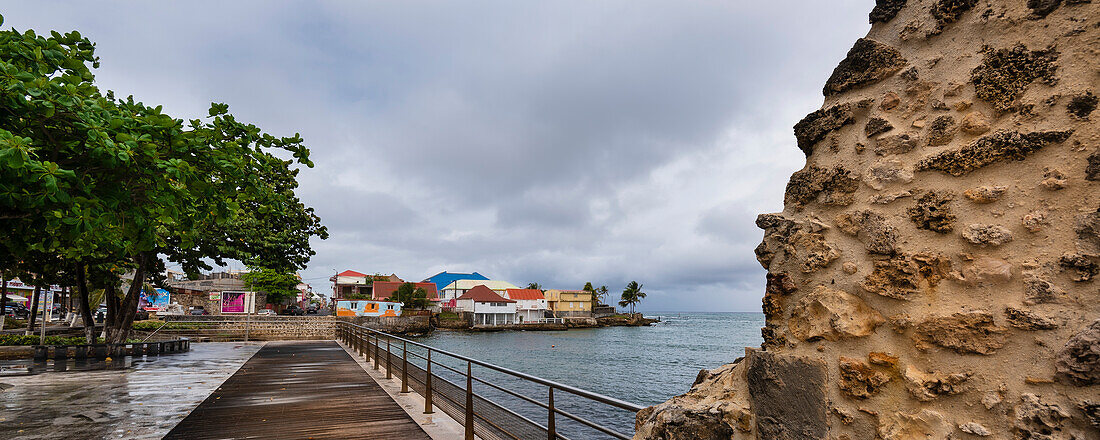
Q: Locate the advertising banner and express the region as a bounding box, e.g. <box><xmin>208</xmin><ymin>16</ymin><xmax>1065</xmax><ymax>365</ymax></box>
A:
<box><xmin>138</xmin><ymin>288</ymin><xmax>170</xmax><ymax>311</ymax></box>
<box><xmin>209</xmin><ymin>292</ymin><xmax>221</xmax><ymax>301</ymax></box>
<box><xmin>222</xmin><ymin>292</ymin><xmax>246</xmax><ymax>313</ymax></box>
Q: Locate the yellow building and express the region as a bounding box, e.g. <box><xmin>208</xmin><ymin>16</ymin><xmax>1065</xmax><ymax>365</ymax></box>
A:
<box><xmin>543</xmin><ymin>289</ymin><xmax>593</xmax><ymax>317</ymax></box>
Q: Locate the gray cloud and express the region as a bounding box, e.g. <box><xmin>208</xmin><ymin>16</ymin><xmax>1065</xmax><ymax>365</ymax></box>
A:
<box><xmin>3</xmin><ymin>0</ymin><xmax>875</xmax><ymax>311</ymax></box>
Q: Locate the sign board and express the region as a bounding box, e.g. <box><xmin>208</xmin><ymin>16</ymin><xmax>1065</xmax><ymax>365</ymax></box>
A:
<box><xmin>220</xmin><ymin>291</ymin><xmax>254</xmax><ymax>314</ymax></box>
<box><xmin>41</xmin><ymin>289</ymin><xmax>54</xmax><ymax>323</ymax></box>
<box><xmin>138</xmin><ymin>288</ymin><xmax>170</xmax><ymax>311</ymax></box>
<box><xmin>209</xmin><ymin>292</ymin><xmax>221</xmax><ymax>301</ymax></box>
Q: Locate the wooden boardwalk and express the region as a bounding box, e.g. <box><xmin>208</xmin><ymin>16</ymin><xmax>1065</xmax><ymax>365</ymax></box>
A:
<box><xmin>165</xmin><ymin>340</ymin><xmax>431</xmax><ymax>439</ymax></box>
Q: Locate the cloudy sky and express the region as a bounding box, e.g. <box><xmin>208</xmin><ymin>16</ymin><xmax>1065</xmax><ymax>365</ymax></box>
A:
<box><xmin>6</xmin><ymin>1</ymin><xmax>874</xmax><ymax>311</ymax></box>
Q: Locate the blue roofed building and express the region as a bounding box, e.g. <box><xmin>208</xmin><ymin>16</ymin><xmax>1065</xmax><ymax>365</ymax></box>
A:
<box><xmin>422</xmin><ymin>271</ymin><xmax>489</xmax><ymax>293</ymax></box>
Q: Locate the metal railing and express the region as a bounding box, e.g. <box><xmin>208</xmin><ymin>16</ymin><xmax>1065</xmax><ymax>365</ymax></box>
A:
<box><xmin>336</xmin><ymin>321</ymin><xmax>643</xmax><ymax>440</ymax></box>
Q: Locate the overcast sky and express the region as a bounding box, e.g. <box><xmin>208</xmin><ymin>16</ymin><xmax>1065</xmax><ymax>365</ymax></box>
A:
<box><xmin>6</xmin><ymin>1</ymin><xmax>874</xmax><ymax>311</ymax></box>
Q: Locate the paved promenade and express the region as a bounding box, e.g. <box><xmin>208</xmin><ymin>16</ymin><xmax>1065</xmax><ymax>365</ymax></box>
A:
<box><xmin>165</xmin><ymin>340</ymin><xmax>431</xmax><ymax>439</ymax></box>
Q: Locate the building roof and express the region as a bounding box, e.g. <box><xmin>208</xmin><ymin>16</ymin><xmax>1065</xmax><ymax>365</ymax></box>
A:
<box><xmin>505</xmin><ymin>289</ymin><xmax>545</xmax><ymax>300</ymax></box>
<box><xmin>337</xmin><ymin>270</ymin><xmax>367</xmax><ymax>277</ymax></box>
<box><xmin>423</xmin><ymin>271</ymin><xmax>489</xmax><ymax>291</ymax></box>
<box><xmin>372</xmin><ymin>281</ymin><xmax>439</xmax><ymax>300</ymax></box>
<box><xmin>442</xmin><ymin>279</ymin><xmax>520</xmax><ymax>291</ymax></box>
<box><xmin>456</xmin><ymin>285</ymin><xmax>515</xmax><ymax>303</ymax></box>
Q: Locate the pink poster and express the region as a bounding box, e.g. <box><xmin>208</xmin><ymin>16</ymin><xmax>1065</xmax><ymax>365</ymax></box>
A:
<box><xmin>222</xmin><ymin>292</ymin><xmax>245</xmax><ymax>313</ymax></box>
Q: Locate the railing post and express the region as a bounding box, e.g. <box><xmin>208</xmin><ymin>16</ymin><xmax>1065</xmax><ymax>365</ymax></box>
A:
<box><xmin>401</xmin><ymin>340</ymin><xmax>409</xmax><ymax>393</ymax></box>
<box><xmin>547</xmin><ymin>386</ymin><xmax>556</xmax><ymax>440</ymax></box>
<box><xmin>364</xmin><ymin>329</ymin><xmax>371</xmax><ymax>362</ymax></box>
<box><xmin>386</xmin><ymin>337</ymin><xmax>392</xmax><ymax>379</ymax></box>
<box><xmin>373</xmin><ymin>333</ymin><xmax>379</xmax><ymax>370</ymax></box>
<box><xmin>424</xmin><ymin>349</ymin><xmax>434</xmax><ymax>414</ymax></box>
<box><xmin>465</xmin><ymin>361</ymin><xmax>474</xmax><ymax>440</ymax></box>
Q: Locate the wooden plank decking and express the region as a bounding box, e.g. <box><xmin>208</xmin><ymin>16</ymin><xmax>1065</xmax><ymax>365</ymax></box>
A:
<box><xmin>164</xmin><ymin>340</ymin><xmax>431</xmax><ymax>439</ymax></box>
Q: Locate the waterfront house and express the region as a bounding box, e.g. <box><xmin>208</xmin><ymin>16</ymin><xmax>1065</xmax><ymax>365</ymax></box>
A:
<box><xmin>455</xmin><ymin>285</ymin><xmax>517</xmax><ymax>326</ymax></box>
<box><xmin>335</xmin><ymin>299</ymin><xmax>402</xmax><ymax>317</ymax></box>
<box><xmin>370</xmin><ymin>281</ymin><xmax>442</xmax><ymax>311</ymax></box>
<box><xmin>422</xmin><ymin>271</ymin><xmax>489</xmax><ymax>292</ymax></box>
<box><xmin>330</xmin><ymin>270</ymin><xmax>403</xmax><ymax>300</ymax></box>
<box><xmin>506</xmin><ymin>289</ymin><xmax>548</xmax><ymax>322</ymax></box>
<box><xmin>440</xmin><ymin>279</ymin><xmax>520</xmax><ymax>303</ymax></box>
<box><xmin>544</xmin><ymin>289</ymin><xmax>594</xmax><ymax>317</ymax></box>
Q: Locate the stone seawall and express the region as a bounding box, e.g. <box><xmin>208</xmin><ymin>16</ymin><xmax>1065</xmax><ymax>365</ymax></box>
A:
<box><xmin>636</xmin><ymin>1</ymin><xmax>1099</xmax><ymax>438</ymax></box>
<box><xmin>160</xmin><ymin>315</ymin><xmax>335</xmax><ymax>340</ymax></box>
<box><xmin>337</xmin><ymin>315</ymin><xmax>432</xmax><ymax>335</ymax></box>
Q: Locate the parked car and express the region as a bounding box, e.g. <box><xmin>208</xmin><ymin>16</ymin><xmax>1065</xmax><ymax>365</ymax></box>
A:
<box><xmin>3</xmin><ymin>303</ymin><xmax>30</xmax><ymax>319</ymax></box>
<box><xmin>306</xmin><ymin>304</ymin><xmax>319</xmax><ymax>314</ymax></box>
<box><xmin>280</xmin><ymin>305</ymin><xmax>305</xmax><ymax>316</ymax></box>
<box><xmin>188</xmin><ymin>306</ymin><xmax>208</xmax><ymax>316</ymax></box>
<box><xmin>256</xmin><ymin>309</ymin><xmax>277</xmax><ymax>316</ymax></box>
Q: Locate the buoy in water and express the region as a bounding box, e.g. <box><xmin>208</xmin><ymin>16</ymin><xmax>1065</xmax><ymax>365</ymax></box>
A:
<box><xmin>551</xmin><ymin>345</ymin><xmax>555</xmax><ymax>348</ymax></box>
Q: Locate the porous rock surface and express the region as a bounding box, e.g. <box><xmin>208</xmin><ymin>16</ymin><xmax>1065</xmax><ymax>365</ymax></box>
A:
<box><xmin>635</xmin><ymin>1</ymin><xmax>1100</xmax><ymax>438</ymax></box>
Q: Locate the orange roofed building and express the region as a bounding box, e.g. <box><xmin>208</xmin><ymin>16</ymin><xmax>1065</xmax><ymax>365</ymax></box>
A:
<box><xmin>505</xmin><ymin>289</ymin><xmax>548</xmax><ymax>322</ymax></box>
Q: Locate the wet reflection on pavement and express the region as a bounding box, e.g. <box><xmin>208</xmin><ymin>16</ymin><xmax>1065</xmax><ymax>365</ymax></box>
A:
<box><xmin>0</xmin><ymin>342</ymin><xmax>263</xmax><ymax>440</ymax></box>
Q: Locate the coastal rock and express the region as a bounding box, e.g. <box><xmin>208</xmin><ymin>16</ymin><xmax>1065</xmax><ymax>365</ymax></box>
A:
<box><xmin>785</xmin><ymin>165</ymin><xmax>860</xmax><ymax>208</ymax></box>
<box><xmin>1013</xmin><ymin>394</ymin><xmax>1070</xmax><ymax>440</ymax></box>
<box><xmin>926</xmin><ymin>115</ymin><xmax>957</xmax><ymax>146</ymax></box>
<box><xmin>912</xmin><ymin>312</ymin><xmax>1007</xmax><ymax>355</ymax></box>
<box><xmin>865</xmin><ymin>117</ymin><xmax>894</xmax><ymax>137</ymax></box>
<box><xmin>763</xmin><ymin>272</ymin><xmax>797</xmax><ymax>320</ymax></box>
<box><xmin>838</xmin><ymin>357</ymin><xmax>891</xmax><ymax>399</ymax></box>
<box><xmin>1055</xmin><ymin>319</ymin><xmax>1100</xmax><ymax>386</ymax></box>
<box><xmin>958</xmin><ymin>422</ymin><xmax>992</xmax><ymax>436</ymax></box>
<box><xmin>959</xmin><ymin>111</ymin><xmax>991</xmax><ymax>135</ymax></box>
<box><xmin>788</xmin><ymin>285</ymin><xmax>885</xmax><ymax>341</ymax></box>
<box><xmin>878</xmin><ymin>409</ymin><xmax>952</xmax><ymax>440</ymax></box>
<box><xmin>746</xmin><ymin>351</ymin><xmax>828</xmax><ymax>440</ymax></box>
<box><xmin>929</xmin><ymin>0</ymin><xmax>978</xmax><ymax>36</ymax></box>
<box><xmin>954</xmin><ymin>257</ymin><xmax>1013</xmax><ymax>286</ymax></box>
<box><xmin>823</xmin><ymin>38</ymin><xmax>907</xmax><ymax>97</ymax></box>
<box><xmin>864</xmin><ymin>159</ymin><xmax>913</xmax><ymax>190</ymax></box>
<box><xmin>1081</xmin><ymin>401</ymin><xmax>1100</xmax><ymax>430</ymax></box>
<box><xmin>903</xmin><ymin>365</ymin><xmax>971</xmax><ymax>401</ymax></box>
<box><xmin>1087</xmin><ymin>151</ymin><xmax>1100</xmax><ymax>181</ymax></box>
<box><xmin>1075</xmin><ymin>209</ymin><xmax>1100</xmax><ymax>256</ymax></box>
<box><xmin>794</xmin><ymin>103</ymin><xmax>855</xmax><ymax>156</ymax></box>
<box><xmin>881</xmin><ymin>91</ymin><xmax>901</xmax><ymax>111</ymax></box>
<box><xmin>970</xmin><ymin>45</ymin><xmax>1059</xmax><ymax>112</ymax></box>
<box><xmin>1067</xmin><ymin>91</ymin><xmax>1097</xmax><ymax>119</ymax></box>
<box><xmin>633</xmin><ymin>361</ymin><xmax>753</xmax><ymax>439</ymax></box>
<box><xmin>1041</xmin><ymin>167</ymin><xmax>1068</xmax><ymax>190</ymax></box>
<box><xmin>755</xmin><ymin>214</ymin><xmax>840</xmax><ymax>272</ymax></box>
<box><xmin>962</xmin><ymin>224</ymin><xmax>1014</xmax><ymax>247</ymax></box>
<box><xmin>870</xmin><ymin>190</ymin><xmax>913</xmax><ymax>204</ymax></box>
<box><xmin>1005</xmin><ymin>307</ymin><xmax>1058</xmax><ymax>330</ymax></box>
<box><xmin>963</xmin><ymin>185</ymin><xmax>1007</xmax><ymax>203</ymax></box>
<box><xmin>908</xmin><ymin>191</ymin><xmax>956</xmax><ymax>233</ymax></box>
<box><xmin>834</xmin><ymin>210</ymin><xmax>899</xmax><ymax>255</ymax></box>
<box><xmin>862</xmin><ymin>253</ymin><xmax>951</xmax><ymax>299</ymax></box>
<box><xmin>1059</xmin><ymin>253</ymin><xmax>1098</xmax><ymax>282</ymax></box>
<box><xmin>1021</xmin><ymin>209</ymin><xmax>1049</xmax><ymax>233</ymax></box>
<box><xmin>869</xmin><ymin>0</ymin><xmax>907</xmax><ymax>23</ymax></box>
<box><xmin>1024</xmin><ymin>274</ymin><xmax>1064</xmax><ymax>304</ymax></box>
<box><xmin>917</xmin><ymin>130</ymin><xmax>1074</xmax><ymax>176</ymax></box>
<box><xmin>874</xmin><ymin>133</ymin><xmax>919</xmax><ymax>156</ymax></box>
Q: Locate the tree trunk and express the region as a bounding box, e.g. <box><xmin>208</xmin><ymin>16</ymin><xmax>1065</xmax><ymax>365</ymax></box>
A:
<box><xmin>0</xmin><ymin>277</ymin><xmax>8</xmax><ymax>332</ymax></box>
<box><xmin>107</xmin><ymin>253</ymin><xmax>149</xmax><ymax>344</ymax></box>
<box><xmin>75</xmin><ymin>264</ymin><xmax>96</xmax><ymax>343</ymax></box>
<box><xmin>27</xmin><ymin>284</ymin><xmax>40</xmax><ymax>335</ymax></box>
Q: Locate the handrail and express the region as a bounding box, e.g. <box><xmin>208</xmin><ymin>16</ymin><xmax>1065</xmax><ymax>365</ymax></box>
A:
<box><xmin>338</xmin><ymin>320</ymin><xmax>645</xmax><ymax>412</ymax></box>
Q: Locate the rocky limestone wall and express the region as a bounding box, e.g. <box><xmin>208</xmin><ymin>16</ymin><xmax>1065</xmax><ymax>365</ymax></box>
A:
<box><xmin>636</xmin><ymin>1</ymin><xmax>1099</xmax><ymax>439</ymax></box>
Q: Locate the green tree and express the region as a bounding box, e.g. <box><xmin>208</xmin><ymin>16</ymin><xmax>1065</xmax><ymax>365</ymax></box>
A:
<box><xmin>0</xmin><ymin>17</ymin><xmax>326</xmax><ymax>342</ymax></box>
<box><xmin>618</xmin><ymin>281</ymin><xmax>646</xmax><ymax>314</ymax></box>
<box><xmin>388</xmin><ymin>282</ymin><xmax>430</xmax><ymax>309</ymax></box>
<box><xmin>241</xmin><ymin>268</ymin><xmax>300</xmax><ymax>305</ymax></box>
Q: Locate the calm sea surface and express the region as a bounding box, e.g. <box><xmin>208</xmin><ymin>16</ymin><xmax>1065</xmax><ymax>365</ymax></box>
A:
<box><xmin>411</xmin><ymin>312</ymin><xmax>763</xmax><ymax>438</ymax></box>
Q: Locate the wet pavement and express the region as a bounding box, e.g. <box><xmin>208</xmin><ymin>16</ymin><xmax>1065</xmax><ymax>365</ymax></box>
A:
<box><xmin>0</xmin><ymin>342</ymin><xmax>263</xmax><ymax>440</ymax></box>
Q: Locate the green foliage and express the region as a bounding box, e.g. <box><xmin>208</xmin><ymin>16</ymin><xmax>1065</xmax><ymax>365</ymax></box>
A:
<box><xmin>437</xmin><ymin>311</ymin><xmax>460</xmax><ymax>320</ymax></box>
<box><xmin>618</xmin><ymin>281</ymin><xmax>646</xmax><ymax>314</ymax></box>
<box><xmin>525</xmin><ymin>282</ymin><xmax>542</xmax><ymax>291</ymax></box>
<box><xmin>389</xmin><ymin>282</ymin><xmax>430</xmax><ymax>309</ymax></box>
<box><xmin>241</xmin><ymin>268</ymin><xmax>300</xmax><ymax>305</ymax></box>
<box><xmin>0</xmin><ymin>334</ymin><xmax>105</xmax><ymax>346</ymax></box>
<box><xmin>0</xmin><ymin>21</ymin><xmax>326</xmax><ymax>342</ymax></box>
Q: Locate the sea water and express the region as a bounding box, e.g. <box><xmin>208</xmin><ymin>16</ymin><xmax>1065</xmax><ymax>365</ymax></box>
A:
<box><xmin>414</xmin><ymin>312</ymin><xmax>763</xmax><ymax>438</ymax></box>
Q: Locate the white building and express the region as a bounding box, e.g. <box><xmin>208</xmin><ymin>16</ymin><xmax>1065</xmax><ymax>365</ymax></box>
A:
<box><xmin>506</xmin><ymin>289</ymin><xmax>548</xmax><ymax>322</ymax></box>
<box><xmin>455</xmin><ymin>285</ymin><xmax>517</xmax><ymax>326</ymax></box>
<box><xmin>440</xmin><ymin>279</ymin><xmax>520</xmax><ymax>301</ymax></box>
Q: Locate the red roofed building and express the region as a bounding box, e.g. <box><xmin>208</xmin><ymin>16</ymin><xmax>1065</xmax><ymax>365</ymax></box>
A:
<box><xmin>505</xmin><ymin>289</ymin><xmax>549</xmax><ymax>322</ymax></box>
<box><xmin>371</xmin><ymin>281</ymin><xmax>439</xmax><ymax>302</ymax></box>
<box><xmin>456</xmin><ymin>285</ymin><xmax>517</xmax><ymax>326</ymax></box>
<box><xmin>330</xmin><ymin>271</ymin><xmax>404</xmax><ymax>300</ymax></box>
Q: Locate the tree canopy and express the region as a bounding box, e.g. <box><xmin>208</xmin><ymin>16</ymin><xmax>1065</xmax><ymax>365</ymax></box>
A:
<box><xmin>241</xmin><ymin>268</ymin><xmax>301</xmax><ymax>305</ymax></box>
<box><xmin>388</xmin><ymin>282</ymin><xmax>430</xmax><ymax>309</ymax></box>
<box><xmin>0</xmin><ymin>16</ymin><xmax>327</xmax><ymax>342</ymax></box>
<box><xmin>618</xmin><ymin>281</ymin><xmax>646</xmax><ymax>314</ymax></box>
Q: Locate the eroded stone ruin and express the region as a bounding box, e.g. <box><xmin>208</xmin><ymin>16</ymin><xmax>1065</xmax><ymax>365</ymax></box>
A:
<box><xmin>635</xmin><ymin>1</ymin><xmax>1099</xmax><ymax>438</ymax></box>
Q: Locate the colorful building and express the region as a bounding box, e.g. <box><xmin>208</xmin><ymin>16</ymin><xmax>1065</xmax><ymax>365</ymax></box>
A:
<box><xmin>544</xmin><ymin>289</ymin><xmax>594</xmax><ymax>317</ymax></box>
<box><xmin>336</xmin><ymin>299</ymin><xmax>402</xmax><ymax>317</ymax></box>
<box><xmin>422</xmin><ymin>271</ymin><xmax>489</xmax><ymax>292</ymax></box>
<box><xmin>455</xmin><ymin>285</ymin><xmax>516</xmax><ymax>326</ymax></box>
<box><xmin>371</xmin><ymin>281</ymin><xmax>439</xmax><ymax>301</ymax></box>
<box><xmin>440</xmin><ymin>279</ymin><xmax>520</xmax><ymax>303</ymax></box>
<box><xmin>506</xmin><ymin>289</ymin><xmax>548</xmax><ymax>322</ymax></box>
<box><xmin>330</xmin><ymin>270</ymin><xmax>403</xmax><ymax>299</ymax></box>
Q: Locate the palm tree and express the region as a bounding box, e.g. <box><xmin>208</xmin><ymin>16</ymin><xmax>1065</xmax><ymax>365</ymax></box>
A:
<box><xmin>618</xmin><ymin>281</ymin><xmax>646</xmax><ymax>314</ymax></box>
<box><xmin>526</xmin><ymin>282</ymin><xmax>542</xmax><ymax>291</ymax></box>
